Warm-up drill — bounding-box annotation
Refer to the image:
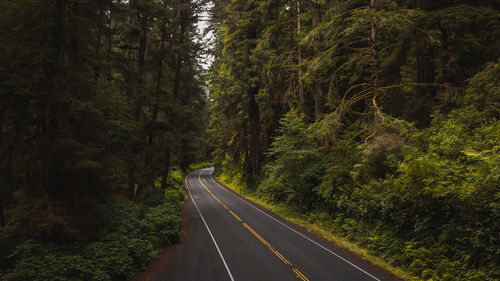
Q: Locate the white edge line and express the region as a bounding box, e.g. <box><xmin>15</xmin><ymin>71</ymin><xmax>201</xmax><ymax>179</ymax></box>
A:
<box><xmin>185</xmin><ymin>173</ymin><xmax>236</xmax><ymax>281</ymax></box>
<box><xmin>207</xmin><ymin>171</ymin><xmax>381</xmax><ymax>281</ymax></box>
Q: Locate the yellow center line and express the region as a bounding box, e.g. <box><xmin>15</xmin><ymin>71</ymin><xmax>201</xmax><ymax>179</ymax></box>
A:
<box><xmin>197</xmin><ymin>172</ymin><xmax>310</xmax><ymax>281</ymax></box>
<box><xmin>229</xmin><ymin>209</ymin><xmax>243</xmax><ymax>222</ymax></box>
<box><xmin>293</xmin><ymin>268</ymin><xmax>309</xmax><ymax>281</ymax></box>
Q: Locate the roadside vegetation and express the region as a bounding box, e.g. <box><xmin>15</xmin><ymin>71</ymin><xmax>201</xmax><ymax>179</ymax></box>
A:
<box><xmin>217</xmin><ymin>174</ymin><xmax>416</xmax><ymax>280</ymax></box>
<box><xmin>209</xmin><ymin>1</ymin><xmax>500</xmax><ymax>280</ymax></box>
<box><xmin>188</xmin><ymin>162</ymin><xmax>216</xmax><ymax>172</ymax></box>
<box><xmin>0</xmin><ymin>0</ymin><xmax>208</xmax><ymax>280</ymax></box>
<box><xmin>1</xmin><ymin>172</ymin><xmax>185</xmax><ymax>281</ymax></box>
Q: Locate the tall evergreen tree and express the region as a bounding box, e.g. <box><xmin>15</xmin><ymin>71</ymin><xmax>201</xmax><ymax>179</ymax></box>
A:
<box><xmin>0</xmin><ymin>0</ymin><xmax>207</xmax><ymax>239</ymax></box>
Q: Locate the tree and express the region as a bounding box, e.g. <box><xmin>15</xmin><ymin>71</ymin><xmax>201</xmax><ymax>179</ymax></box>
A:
<box><xmin>0</xmin><ymin>0</ymin><xmax>208</xmax><ymax>240</ymax></box>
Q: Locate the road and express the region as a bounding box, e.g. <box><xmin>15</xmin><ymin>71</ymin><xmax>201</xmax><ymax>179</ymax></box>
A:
<box><xmin>153</xmin><ymin>168</ymin><xmax>396</xmax><ymax>281</ymax></box>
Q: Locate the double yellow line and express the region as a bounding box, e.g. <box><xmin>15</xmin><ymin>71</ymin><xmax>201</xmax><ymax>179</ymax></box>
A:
<box><xmin>197</xmin><ymin>172</ymin><xmax>310</xmax><ymax>281</ymax></box>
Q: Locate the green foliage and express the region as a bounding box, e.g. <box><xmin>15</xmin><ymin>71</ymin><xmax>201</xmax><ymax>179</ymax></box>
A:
<box><xmin>0</xmin><ymin>0</ymin><xmax>207</xmax><ymax>243</ymax></box>
<box><xmin>463</xmin><ymin>59</ymin><xmax>500</xmax><ymax>119</ymax></box>
<box><xmin>162</xmin><ymin>168</ymin><xmax>186</xmax><ymax>202</ymax></box>
<box><xmin>0</xmin><ymin>169</ymin><xmax>186</xmax><ymax>281</ymax></box>
<box><xmin>310</xmin><ymin>95</ymin><xmax>498</xmax><ymax>279</ymax></box>
<box><xmin>1</xmin><ymin>193</ymin><xmax>183</xmax><ymax>281</ymax></box>
<box><xmin>209</xmin><ymin>1</ymin><xmax>500</xmax><ymax>278</ymax></box>
<box><xmin>259</xmin><ymin>110</ymin><xmax>325</xmax><ymax>210</ymax></box>
<box><xmin>188</xmin><ymin>162</ymin><xmax>215</xmax><ymax>172</ymax></box>
<box><xmin>214</xmin><ymin>66</ymin><xmax>499</xmax><ymax>281</ymax></box>
<box><xmin>144</xmin><ymin>202</ymin><xmax>182</xmax><ymax>248</ymax></box>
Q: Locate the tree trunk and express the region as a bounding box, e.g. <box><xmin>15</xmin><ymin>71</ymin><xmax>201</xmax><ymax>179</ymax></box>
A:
<box><xmin>0</xmin><ymin>206</ymin><xmax>5</xmax><ymax>227</ymax></box>
<box><xmin>171</xmin><ymin>14</ymin><xmax>187</xmax><ymax>171</ymax></box>
<box><xmin>242</xmin><ymin>121</ymin><xmax>250</xmax><ymax>176</ymax></box>
<box><xmin>248</xmin><ymin>85</ymin><xmax>261</xmax><ymax>179</ymax></box>
<box><xmin>136</xmin><ymin>18</ymin><xmax>147</xmax><ymax>120</ymax></box>
<box><xmin>146</xmin><ymin>21</ymin><xmax>167</xmax><ymax>164</ymax></box>
<box><xmin>414</xmin><ymin>0</ymin><xmax>436</xmax><ymax>126</ymax></box>
<box><xmin>370</xmin><ymin>0</ymin><xmax>381</xmax><ymax>128</ymax></box>
<box><xmin>297</xmin><ymin>0</ymin><xmax>304</xmax><ymax>111</ymax></box>
<box><xmin>0</xmin><ymin>126</ymin><xmax>4</xmax><ymax>227</ymax></box>
<box><xmin>173</xmin><ymin>17</ymin><xmax>186</xmax><ymax>101</ymax></box>
<box><xmin>245</xmin><ymin>19</ymin><xmax>261</xmax><ymax>181</ymax></box>
<box><xmin>416</xmin><ymin>48</ymin><xmax>435</xmax><ymax>97</ymax></box>
<box><xmin>44</xmin><ymin>0</ymin><xmax>65</xmax><ymax>77</ymax></box>
<box><xmin>44</xmin><ymin>0</ymin><xmax>66</xmax><ymax>201</ymax></box>
<box><xmin>128</xmin><ymin>165</ymin><xmax>136</xmax><ymax>199</ymax></box>
<box><xmin>312</xmin><ymin>0</ymin><xmax>323</xmax><ymax>116</ymax></box>
<box><xmin>161</xmin><ymin>150</ymin><xmax>170</xmax><ymax>190</ymax></box>
<box><xmin>130</xmin><ymin>3</ymin><xmax>148</xmax><ymax>198</ymax></box>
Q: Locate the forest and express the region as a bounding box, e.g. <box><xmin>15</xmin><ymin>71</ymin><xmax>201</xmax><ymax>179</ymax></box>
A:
<box><xmin>208</xmin><ymin>0</ymin><xmax>499</xmax><ymax>280</ymax></box>
<box><xmin>0</xmin><ymin>0</ymin><xmax>499</xmax><ymax>280</ymax></box>
<box><xmin>0</xmin><ymin>0</ymin><xmax>209</xmax><ymax>280</ymax></box>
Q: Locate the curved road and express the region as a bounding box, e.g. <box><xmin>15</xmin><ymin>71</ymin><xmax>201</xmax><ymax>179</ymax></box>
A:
<box><xmin>158</xmin><ymin>168</ymin><xmax>396</xmax><ymax>281</ymax></box>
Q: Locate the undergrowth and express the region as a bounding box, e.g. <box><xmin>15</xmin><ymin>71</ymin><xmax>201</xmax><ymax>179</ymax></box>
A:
<box><xmin>0</xmin><ymin>170</ymin><xmax>186</xmax><ymax>281</ymax></box>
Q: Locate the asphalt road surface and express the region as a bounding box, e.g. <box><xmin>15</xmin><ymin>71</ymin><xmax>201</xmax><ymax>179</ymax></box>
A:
<box><xmin>159</xmin><ymin>168</ymin><xmax>396</xmax><ymax>281</ymax></box>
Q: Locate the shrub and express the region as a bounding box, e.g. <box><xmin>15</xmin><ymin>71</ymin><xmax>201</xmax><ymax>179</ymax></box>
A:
<box><xmin>144</xmin><ymin>202</ymin><xmax>182</xmax><ymax>247</ymax></box>
<box><xmin>188</xmin><ymin>162</ymin><xmax>215</xmax><ymax>171</ymax></box>
<box><xmin>1</xmin><ymin>179</ymin><xmax>184</xmax><ymax>281</ymax></box>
